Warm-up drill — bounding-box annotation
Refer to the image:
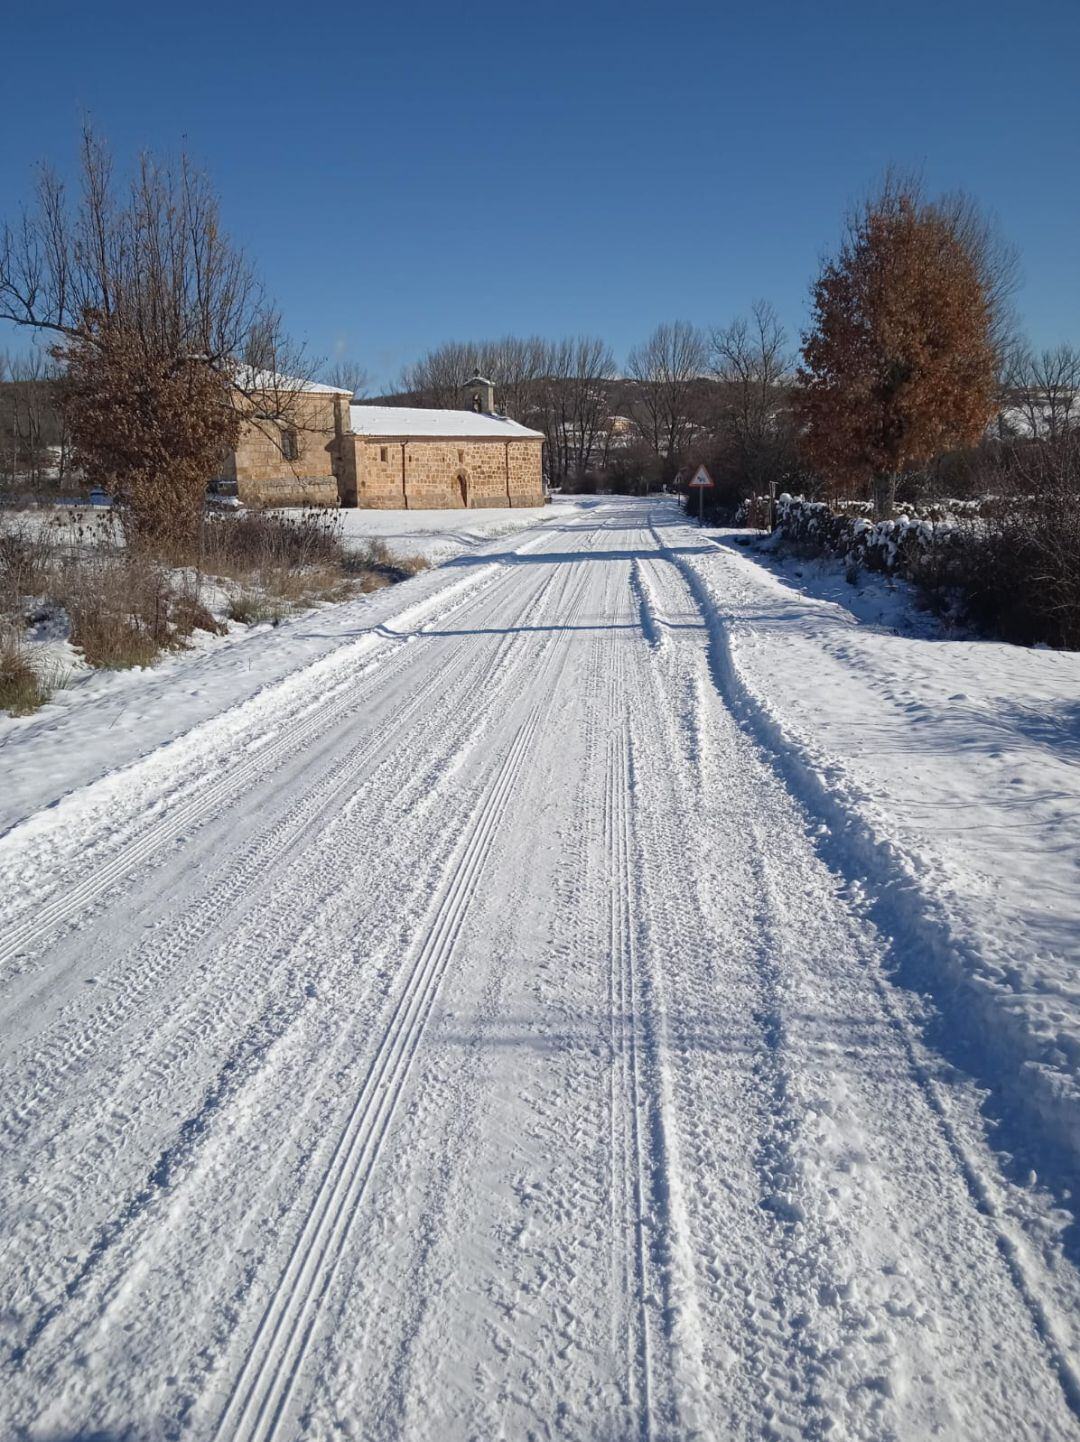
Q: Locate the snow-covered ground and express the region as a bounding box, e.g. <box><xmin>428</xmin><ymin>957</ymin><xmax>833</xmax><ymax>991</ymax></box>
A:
<box><xmin>672</xmin><ymin>519</ymin><xmax>1080</xmax><ymax>1178</ymax></box>
<box><xmin>328</xmin><ymin>497</ymin><xmax>598</xmax><ymax>564</ymax></box>
<box><xmin>1</xmin><ymin>498</ymin><xmax>1078</xmax><ymax>1440</ymax></box>
<box><xmin>0</xmin><ymin>500</ymin><xmax>590</xmax><ymax>824</ymax></box>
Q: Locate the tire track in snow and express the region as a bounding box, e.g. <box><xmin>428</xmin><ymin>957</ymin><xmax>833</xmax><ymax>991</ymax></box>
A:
<box><xmin>619</xmin><ymin>529</ymin><xmax>716</xmax><ymax>1439</ymax></box>
<box><xmin>636</xmin><ymin>546</ymin><xmax>922</xmax><ymax>1437</ymax></box>
<box><xmin>607</xmin><ymin>718</ymin><xmax>655</xmax><ymax>1439</ymax></box>
<box><xmin>0</xmin><ymin>558</ymin><xmax>560</xmax><ymax>1138</ymax></box>
<box><xmin>0</xmin><ymin>561</ymin><xmax>568</xmax><ymax>1371</ymax></box>
<box><xmin>447</xmin><ymin>551</ymin><xmax>617</xmax><ymax>1441</ymax></box>
<box><xmin>210</xmin><ymin>707</ymin><xmax>543</xmax><ymax>1442</ymax></box>
<box><xmin>0</xmin><ymin>548</ymin><xmax>543</xmax><ymax>974</ymax></box>
<box><xmin>0</xmin><ymin>634</ymin><xmax>483</xmax><ymax>1140</ymax></box>
<box><xmin>321</xmin><ymin>549</ymin><xmax>602</xmax><ymax>1440</ymax></box>
<box><xmin>0</xmin><ymin>637</ymin><xmax>513</xmax><ymax>1340</ymax></box>
<box><xmin>638</xmin><ymin>523</ymin><xmax>1080</xmax><ymax>1436</ymax></box>
<box><xmin>604</xmin><ymin>534</ymin><xmax>706</xmax><ymax>1440</ymax></box>
<box><xmin>627</xmin><ymin>555</ymin><xmax>779</xmax><ymax>1435</ymax></box>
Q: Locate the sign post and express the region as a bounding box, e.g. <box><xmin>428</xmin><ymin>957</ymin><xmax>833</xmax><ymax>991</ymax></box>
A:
<box><xmin>686</xmin><ymin>465</ymin><xmax>715</xmax><ymax>527</ymax></box>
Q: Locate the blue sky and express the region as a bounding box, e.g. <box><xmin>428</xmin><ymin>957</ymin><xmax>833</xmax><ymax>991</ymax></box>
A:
<box><xmin>1</xmin><ymin>0</ymin><xmax>1077</xmax><ymax>388</ymax></box>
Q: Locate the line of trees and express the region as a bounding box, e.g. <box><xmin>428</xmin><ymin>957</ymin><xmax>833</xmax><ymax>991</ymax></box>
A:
<box><xmin>392</xmin><ymin>177</ymin><xmax>1076</xmax><ymax>522</ymax></box>
<box><xmin>392</xmin><ymin>308</ymin><xmax>806</xmax><ymax>504</ymax></box>
<box><xmin>3</xmin><ymin>138</ymin><xmax>1076</xmax><ymax>536</ymax></box>
<box><xmin>0</xmin><ymin>350</ymin><xmax>69</xmax><ymax>486</ymax></box>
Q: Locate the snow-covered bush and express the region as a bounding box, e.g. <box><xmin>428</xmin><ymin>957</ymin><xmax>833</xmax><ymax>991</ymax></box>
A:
<box><xmin>772</xmin><ymin>431</ymin><xmax>1080</xmax><ymax>648</ymax></box>
<box><xmin>732</xmin><ymin>495</ymin><xmax>774</xmax><ymax>529</ymax></box>
<box><xmin>772</xmin><ymin>495</ymin><xmax>973</xmax><ymax>577</ymax></box>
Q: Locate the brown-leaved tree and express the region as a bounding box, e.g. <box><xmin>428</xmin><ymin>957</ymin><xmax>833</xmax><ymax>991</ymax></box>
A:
<box><xmin>798</xmin><ymin>176</ymin><xmax>1015</xmax><ymax>516</ymax></box>
<box><xmin>0</xmin><ymin>128</ymin><xmax>307</xmax><ymax>548</ymax></box>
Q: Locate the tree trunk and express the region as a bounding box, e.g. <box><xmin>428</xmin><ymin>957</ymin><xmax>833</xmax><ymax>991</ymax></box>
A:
<box><xmin>872</xmin><ymin>471</ymin><xmax>898</xmax><ymax>519</ymax></box>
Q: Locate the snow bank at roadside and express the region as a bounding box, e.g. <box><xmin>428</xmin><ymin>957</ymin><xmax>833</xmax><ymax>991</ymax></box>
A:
<box><xmin>652</xmin><ymin>506</ymin><xmax>1080</xmax><ymax>1196</ymax></box>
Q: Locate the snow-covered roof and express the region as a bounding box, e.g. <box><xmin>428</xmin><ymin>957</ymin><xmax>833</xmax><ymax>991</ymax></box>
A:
<box><xmin>233</xmin><ymin>366</ymin><xmax>353</xmax><ymax>396</ymax></box>
<box><xmin>349</xmin><ymin>405</ymin><xmax>544</xmax><ymax>440</ymax></box>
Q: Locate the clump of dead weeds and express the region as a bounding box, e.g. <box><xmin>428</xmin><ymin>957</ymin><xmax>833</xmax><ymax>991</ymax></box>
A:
<box><xmin>199</xmin><ymin>508</ymin><xmax>343</xmax><ymax>577</ymax></box>
<box><xmin>196</xmin><ymin>509</ymin><xmax>352</xmax><ymax>613</ymax></box>
<box><xmin>0</xmin><ymin>500</ymin><xmax>433</xmax><ymax>713</ymax></box>
<box><xmin>226</xmin><ymin>590</ymin><xmax>289</xmax><ymax>626</ymax></box>
<box><xmin>198</xmin><ymin>510</ymin><xmax>428</xmax><ymax>613</ymax></box>
<box><xmin>344</xmin><ymin>539</ymin><xmax>430</xmax><ymax>590</ymax></box>
<box><xmin>171</xmin><ymin>588</ymin><xmax>227</xmax><ymax>640</ymax></box>
<box><xmin>0</xmin><ymin>629</ymin><xmax>49</xmax><ymax>715</ymax></box>
<box><xmin>0</xmin><ymin>520</ymin><xmax>56</xmax><ymax>611</ymax></box>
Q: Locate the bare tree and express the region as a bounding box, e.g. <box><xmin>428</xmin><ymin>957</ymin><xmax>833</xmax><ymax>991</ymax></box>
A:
<box><xmin>532</xmin><ymin>336</ymin><xmax>617</xmax><ymax>482</ymax></box>
<box><xmin>482</xmin><ymin>336</ymin><xmax>549</xmax><ymax>422</ymax></box>
<box><xmin>398</xmin><ymin>341</ymin><xmax>481</xmax><ymax>409</ymax></box>
<box><xmin>395</xmin><ymin>332</ymin><xmax>620</xmax><ymax>485</ymax></box>
<box><xmin>398</xmin><ymin>335</ymin><xmax>549</xmax><ymax>419</ymax></box>
<box><xmin>710</xmin><ymin>300</ymin><xmax>793</xmax><ymax>491</ymax></box>
<box><xmin>1002</xmin><ymin>342</ymin><xmax>1080</xmax><ymax>438</ymax></box>
<box><xmin>625</xmin><ymin>321</ymin><xmax>709</xmax><ymax>464</ymax></box>
<box><xmin>0</xmin><ymin>348</ymin><xmax>63</xmax><ymax>486</ymax></box>
<box><xmin>323</xmin><ymin>359</ymin><xmax>370</xmax><ymax>400</ymax></box>
<box><xmin>0</xmin><ymin>127</ymin><xmax>308</xmax><ymax>543</ymax></box>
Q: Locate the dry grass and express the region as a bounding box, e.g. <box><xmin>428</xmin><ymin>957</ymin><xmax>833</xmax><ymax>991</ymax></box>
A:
<box><xmin>344</xmin><ymin>539</ymin><xmax>430</xmax><ymax>587</ymax></box>
<box><xmin>355</xmin><ymin>571</ymin><xmax>392</xmax><ymax>594</ymax></box>
<box><xmin>53</xmin><ymin>555</ymin><xmax>164</xmax><ymax>668</ymax></box>
<box><xmin>0</xmin><ymin>519</ymin><xmax>56</xmax><ymax>612</ymax></box>
<box><xmin>262</xmin><ymin>562</ymin><xmax>353</xmax><ymax>606</ymax></box>
<box><xmin>197</xmin><ymin>508</ymin><xmax>344</xmax><ymax>580</ymax></box>
<box><xmin>199</xmin><ymin>514</ymin><xmax>429</xmax><ymax>619</ymax></box>
<box><xmin>50</xmin><ymin>556</ymin><xmax>224</xmax><ymax>669</ymax></box>
<box><xmin>171</xmin><ymin>587</ymin><xmax>227</xmax><ymax>640</ymax></box>
<box><xmin>0</xmin><ymin>504</ymin><xmax>434</xmax><ymax>709</ymax></box>
<box><xmin>0</xmin><ymin>630</ymin><xmax>48</xmax><ymax>714</ymax></box>
<box><xmin>0</xmin><ymin>626</ymin><xmax>68</xmax><ymax>716</ymax></box>
<box><xmin>227</xmin><ymin>591</ymin><xmax>289</xmax><ymax>626</ymax></box>
<box><xmin>195</xmin><ymin>510</ymin><xmax>356</xmax><ymax>618</ymax></box>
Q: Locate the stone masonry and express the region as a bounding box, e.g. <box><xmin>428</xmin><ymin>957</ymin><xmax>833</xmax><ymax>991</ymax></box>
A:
<box><xmin>221</xmin><ymin>380</ymin><xmax>545</xmax><ymax>510</ymax></box>
<box><xmin>338</xmin><ymin>435</ymin><xmax>545</xmax><ymax>509</ymax></box>
<box><xmin>222</xmin><ymin>388</ymin><xmax>348</xmax><ymax>507</ymax></box>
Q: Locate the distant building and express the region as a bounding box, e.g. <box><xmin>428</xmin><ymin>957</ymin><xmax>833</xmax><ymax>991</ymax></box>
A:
<box><xmin>339</xmin><ymin>405</ymin><xmax>544</xmax><ymax>509</ymax></box>
<box><xmin>223</xmin><ymin>375</ymin><xmax>352</xmax><ymax>507</ymax></box>
<box><xmin>223</xmin><ymin>372</ymin><xmax>545</xmax><ymax>509</ymax></box>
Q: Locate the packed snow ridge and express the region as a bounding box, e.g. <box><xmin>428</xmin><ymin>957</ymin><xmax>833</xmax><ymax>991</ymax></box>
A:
<box><xmin>0</xmin><ymin>497</ymin><xmax>1078</xmax><ymax>1441</ymax></box>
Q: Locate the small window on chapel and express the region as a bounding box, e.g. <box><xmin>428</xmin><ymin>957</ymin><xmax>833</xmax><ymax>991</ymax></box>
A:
<box><xmin>380</xmin><ymin>446</ymin><xmax>388</xmax><ymax>463</ymax></box>
<box><xmin>281</xmin><ymin>429</ymin><xmax>299</xmax><ymax>462</ymax></box>
<box><xmin>458</xmin><ymin>449</ymin><xmax>464</xmax><ymax>463</ymax></box>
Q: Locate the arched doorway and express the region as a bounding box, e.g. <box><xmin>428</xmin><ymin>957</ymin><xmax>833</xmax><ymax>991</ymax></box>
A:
<box><xmin>456</xmin><ymin>471</ymin><xmax>469</xmax><ymax>508</ymax></box>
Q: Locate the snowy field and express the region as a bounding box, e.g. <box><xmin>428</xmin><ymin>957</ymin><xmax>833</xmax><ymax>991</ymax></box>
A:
<box><xmin>322</xmin><ymin>496</ymin><xmax>598</xmax><ymax>564</ymax></box>
<box><xmin>1</xmin><ymin>498</ymin><xmax>1078</xmax><ymax>1440</ymax></box>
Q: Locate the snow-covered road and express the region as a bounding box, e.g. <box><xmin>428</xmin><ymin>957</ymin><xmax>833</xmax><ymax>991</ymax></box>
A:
<box><xmin>2</xmin><ymin>500</ymin><xmax>1078</xmax><ymax>1441</ymax></box>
